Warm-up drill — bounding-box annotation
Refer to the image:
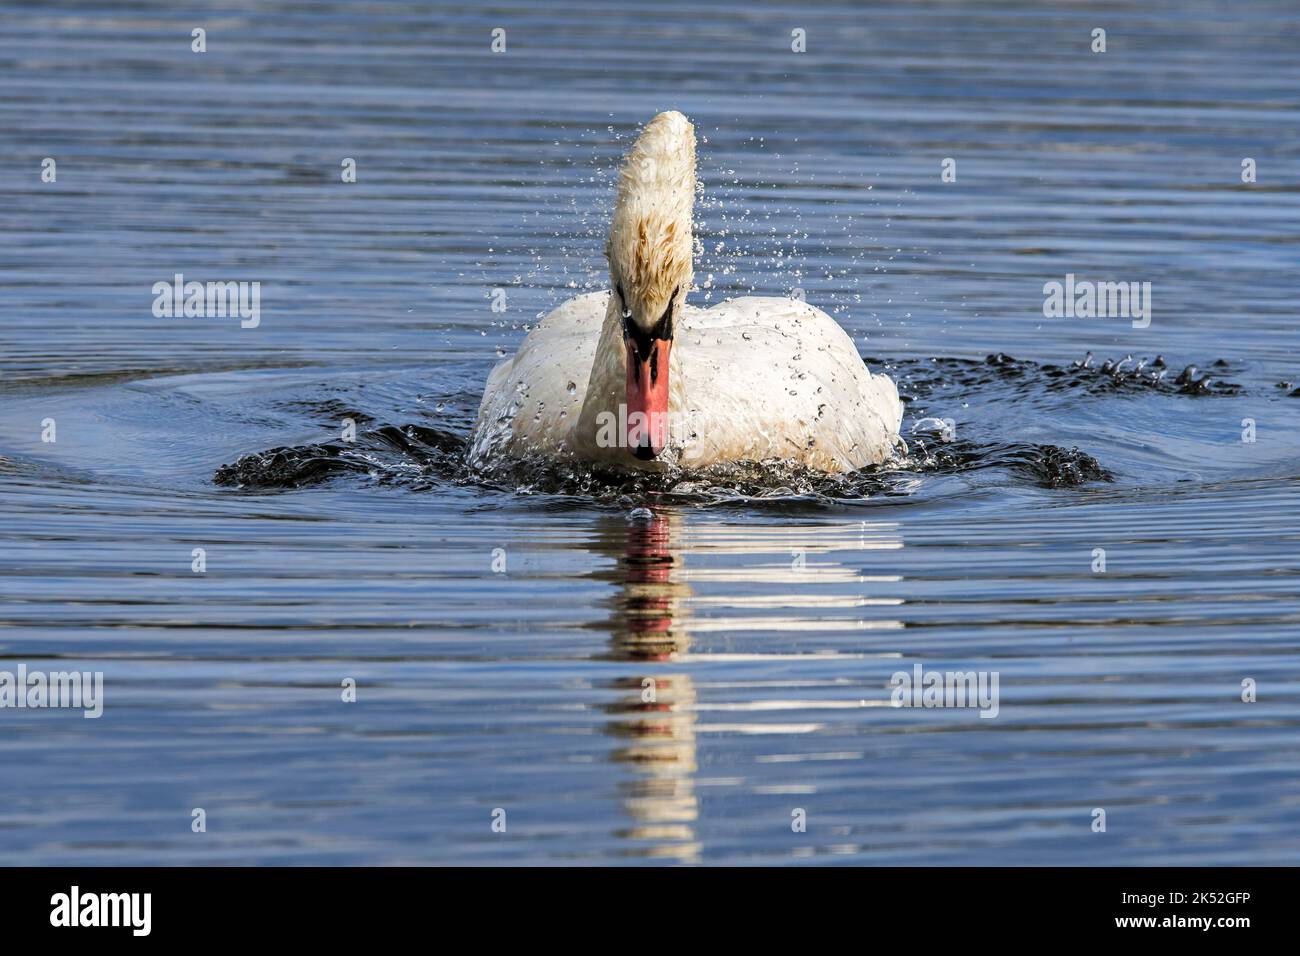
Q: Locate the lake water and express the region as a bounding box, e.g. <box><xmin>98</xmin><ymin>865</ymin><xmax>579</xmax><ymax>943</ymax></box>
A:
<box><xmin>1</xmin><ymin>0</ymin><xmax>1298</xmax><ymax>865</ymax></box>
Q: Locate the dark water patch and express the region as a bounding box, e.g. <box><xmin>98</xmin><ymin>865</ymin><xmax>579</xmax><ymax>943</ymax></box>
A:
<box><xmin>887</xmin><ymin>353</ymin><xmax>1244</xmax><ymax>411</ymax></box>
<box><xmin>907</xmin><ymin>438</ymin><xmax>1113</xmax><ymax>490</ymax></box>
<box><xmin>214</xmin><ymin>423</ymin><xmax>465</xmax><ymax>491</ymax></box>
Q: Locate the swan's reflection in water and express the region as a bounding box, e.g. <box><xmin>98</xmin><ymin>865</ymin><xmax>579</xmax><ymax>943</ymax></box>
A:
<box><xmin>592</xmin><ymin>509</ymin><xmax>905</xmax><ymax>862</ymax></box>
<box><xmin>596</xmin><ymin>509</ymin><xmax>700</xmax><ymax>862</ymax></box>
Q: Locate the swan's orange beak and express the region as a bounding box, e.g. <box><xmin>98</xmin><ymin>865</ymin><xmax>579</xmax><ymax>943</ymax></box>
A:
<box><xmin>625</xmin><ymin>337</ymin><xmax>671</xmax><ymax>461</ymax></box>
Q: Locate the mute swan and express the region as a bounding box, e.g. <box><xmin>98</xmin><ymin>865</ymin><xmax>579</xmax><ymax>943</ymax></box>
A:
<box><xmin>469</xmin><ymin>111</ymin><xmax>903</xmax><ymax>474</ymax></box>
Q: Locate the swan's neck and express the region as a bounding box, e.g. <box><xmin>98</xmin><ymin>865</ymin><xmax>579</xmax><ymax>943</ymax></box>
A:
<box><xmin>571</xmin><ymin>110</ymin><xmax>696</xmax><ymax>464</ymax></box>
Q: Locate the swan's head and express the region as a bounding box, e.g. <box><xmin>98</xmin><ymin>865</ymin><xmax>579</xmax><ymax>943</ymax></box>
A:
<box><xmin>607</xmin><ymin>110</ymin><xmax>695</xmax><ymax>461</ymax></box>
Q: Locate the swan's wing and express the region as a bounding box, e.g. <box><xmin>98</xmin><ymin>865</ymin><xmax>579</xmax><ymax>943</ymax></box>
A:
<box><xmin>675</xmin><ymin>297</ymin><xmax>902</xmax><ymax>471</ymax></box>
<box><xmin>468</xmin><ymin>291</ymin><xmax>608</xmax><ymax>466</ymax></box>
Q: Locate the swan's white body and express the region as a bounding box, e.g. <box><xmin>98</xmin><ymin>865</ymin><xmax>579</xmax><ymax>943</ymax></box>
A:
<box><xmin>469</xmin><ymin>291</ymin><xmax>902</xmax><ymax>473</ymax></box>
<box><xmin>469</xmin><ymin>112</ymin><xmax>902</xmax><ymax>475</ymax></box>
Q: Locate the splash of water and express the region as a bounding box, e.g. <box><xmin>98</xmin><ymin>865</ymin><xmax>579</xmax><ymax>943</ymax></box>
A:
<box><xmin>214</xmin><ymin>353</ymin><xmax>1205</xmax><ymax>501</ymax></box>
